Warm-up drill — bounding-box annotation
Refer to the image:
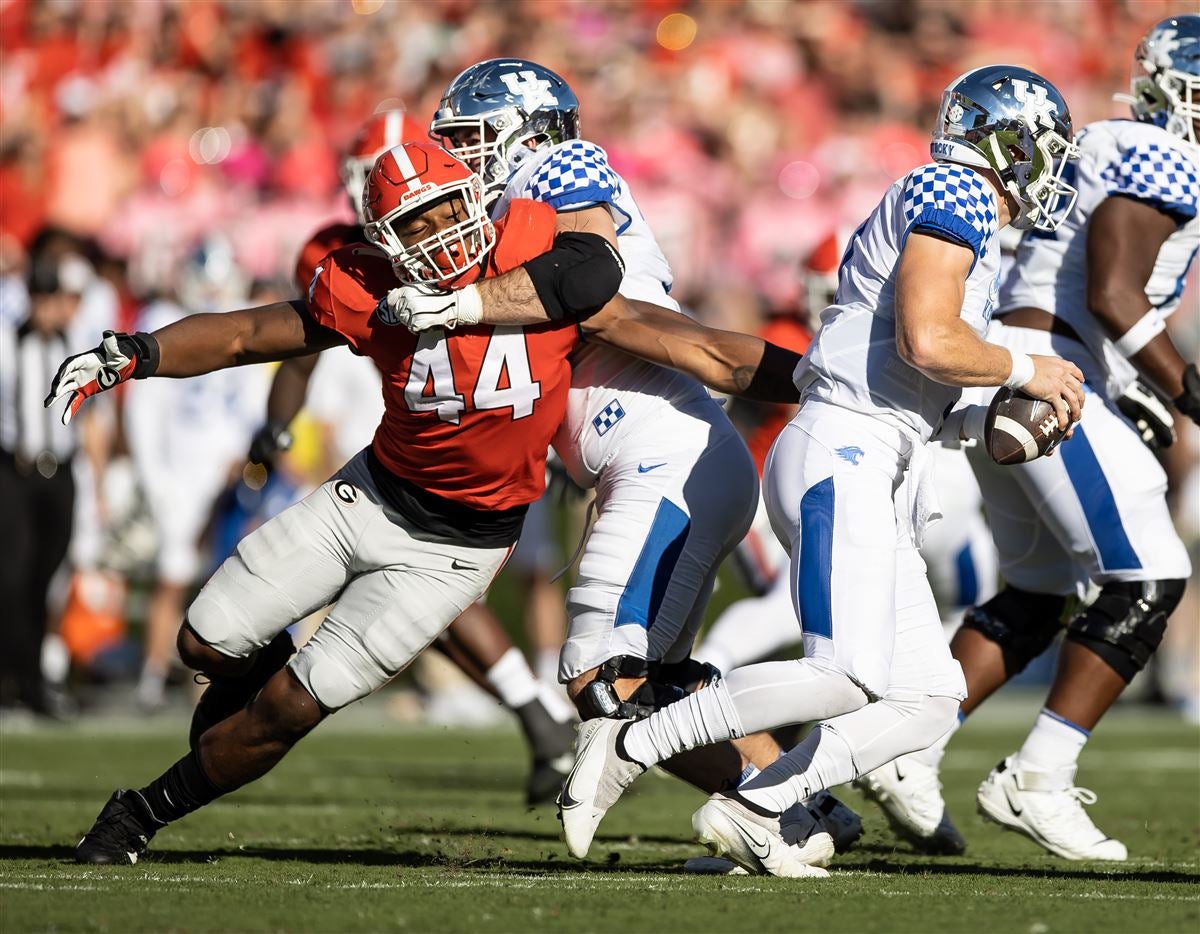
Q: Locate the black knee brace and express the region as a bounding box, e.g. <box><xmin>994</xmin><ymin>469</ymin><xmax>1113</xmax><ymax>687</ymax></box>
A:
<box><xmin>576</xmin><ymin>656</ymin><xmax>719</xmax><ymax>721</ymax></box>
<box><xmin>1066</xmin><ymin>579</ymin><xmax>1186</xmax><ymax>683</ymax></box>
<box><xmin>961</xmin><ymin>587</ymin><xmax>1068</xmax><ymax>677</ymax></box>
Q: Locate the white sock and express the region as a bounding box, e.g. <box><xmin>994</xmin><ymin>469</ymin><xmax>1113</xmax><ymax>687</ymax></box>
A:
<box><xmin>621</xmin><ymin>658</ymin><xmax>867</xmax><ymax>767</ymax></box>
<box><xmin>908</xmin><ymin>707</ymin><xmax>964</xmax><ymax>769</ymax></box>
<box><xmin>485</xmin><ymin>647</ymin><xmax>539</xmax><ymax>710</ymax></box>
<box><xmin>739</xmin><ymin>693</ymin><xmax>960</xmax><ymax>814</ymax></box>
<box><xmin>620</xmin><ymin>678</ymin><xmax>746</xmax><ymax>766</ymax></box>
<box><xmin>739</xmin><ymin>723</ymin><xmax>856</xmax><ymax>814</ymax></box>
<box><xmin>1017</xmin><ymin>707</ymin><xmax>1090</xmax><ymax>773</ymax></box>
<box><xmin>536</xmin><ymin>647</ymin><xmax>561</xmax><ymax>688</ymax></box>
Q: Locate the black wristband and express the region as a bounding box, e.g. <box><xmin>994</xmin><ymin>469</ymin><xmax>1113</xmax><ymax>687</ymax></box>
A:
<box><xmin>116</xmin><ymin>331</ymin><xmax>160</xmax><ymax>379</ymax></box>
<box><xmin>1174</xmin><ymin>363</ymin><xmax>1200</xmax><ymax>424</ymax></box>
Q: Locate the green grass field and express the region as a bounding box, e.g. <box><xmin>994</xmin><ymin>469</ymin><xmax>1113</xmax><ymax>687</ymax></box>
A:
<box><xmin>1</xmin><ymin>699</ymin><xmax>1197</xmax><ymax>933</ymax></box>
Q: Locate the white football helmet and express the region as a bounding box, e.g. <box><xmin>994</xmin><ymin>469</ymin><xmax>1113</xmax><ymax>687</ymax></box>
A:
<box><xmin>1126</xmin><ymin>16</ymin><xmax>1200</xmax><ymax>147</ymax></box>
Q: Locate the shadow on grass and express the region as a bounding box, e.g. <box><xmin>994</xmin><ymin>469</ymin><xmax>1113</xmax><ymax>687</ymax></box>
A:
<box><xmin>0</xmin><ymin>843</ymin><xmax>681</xmax><ymax>874</ymax></box>
<box><xmin>2</xmin><ymin>841</ymin><xmax>1197</xmax><ymax>886</ymax></box>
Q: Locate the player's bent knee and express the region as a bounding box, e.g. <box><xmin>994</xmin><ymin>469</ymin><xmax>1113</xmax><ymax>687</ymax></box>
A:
<box><xmin>1066</xmin><ymin>579</ymin><xmax>1186</xmax><ymax>683</ymax></box>
<box><xmin>177</xmin><ymin>619</ymin><xmax>241</xmax><ymax>673</ymax></box>
<box><xmin>962</xmin><ymin>586</ymin><xmax>1067</xmax><ymax>677</ymax></box>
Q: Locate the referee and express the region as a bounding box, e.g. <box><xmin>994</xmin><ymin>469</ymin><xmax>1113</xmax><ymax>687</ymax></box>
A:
<box><xmin>0</xmin><ymin>252</ymin><xmax>91</xmax><ymax>716</ymax></box>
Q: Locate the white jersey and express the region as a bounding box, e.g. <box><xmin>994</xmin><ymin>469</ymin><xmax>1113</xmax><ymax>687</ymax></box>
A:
<box><xmin>493</xmin><ymin>140</ymin><xmax>709</xmax><ymax>486</ymax></box>
<box><xmin>797</xmin><ymin>162</ymin><xmax>1002</xmax><ymax>442</ymax></box>
<box><xmin>1001</xmin><ymin>119</ymin><xmax>1199</xmax><ymax>399</ymax></box>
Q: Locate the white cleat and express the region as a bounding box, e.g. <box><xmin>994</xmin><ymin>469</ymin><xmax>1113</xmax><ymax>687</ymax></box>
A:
<box><xmin>804</xmin><ymin>790</ymin><xmax>864</xmax><ymax>853</ymax></box>
<box><xmin>976</xmin><ymin>756</ymin><xmax>1127</xmax><ymax>861</ymax></box>
<box><xmin>691</xmin><ymin>794</ymin><xmax>831</xmax><ymax>878</ymax></box>
<box><xmin>854</xmin><ymin>756</ymin><xmax>966</xmax><ymax>855</ymax></box>
<box><xmin>556</xmin><ymin>718</ymin><xmax>645</xmax><ymax>859</ymax></box>
<box><xmin>683</xmin><ymin>797</ymin><xmax>838</xmax><ymax>875</ymax></box>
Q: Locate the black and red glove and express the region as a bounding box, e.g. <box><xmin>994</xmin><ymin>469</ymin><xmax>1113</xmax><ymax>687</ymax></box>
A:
<box><xmin>44</xmin><ymin>330</ymin><xmax>159</xmax><ymax>425</ymax></box>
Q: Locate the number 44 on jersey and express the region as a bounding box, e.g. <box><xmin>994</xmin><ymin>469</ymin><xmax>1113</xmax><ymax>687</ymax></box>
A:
<box><xmin>404</xmin><ymin>326</ymin><xmax>542</xmax><ymax>425</ymax></box>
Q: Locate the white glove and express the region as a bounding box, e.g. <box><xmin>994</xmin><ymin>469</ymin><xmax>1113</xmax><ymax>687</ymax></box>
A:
<box><xmin>44</xmin><ymin>331</ymin><xmax>143</xmax><ymax>425</ymax></box>
<box><xmin>385</xmin><ymin>282</ymin><xmax>483</xmax><ymax>333</ymax></box>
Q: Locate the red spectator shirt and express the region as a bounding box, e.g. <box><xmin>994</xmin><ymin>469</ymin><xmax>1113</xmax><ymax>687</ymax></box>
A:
<box><xmin>306</xmin><ymin>199</ymin><xmax>575</xmax><ymax>512</ymax></box>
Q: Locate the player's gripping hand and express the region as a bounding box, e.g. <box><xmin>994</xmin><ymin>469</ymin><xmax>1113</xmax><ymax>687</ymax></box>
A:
<box><xmin>44</xmin><ymin>330</ymin><xmax>159</xmax><ymax>425</ymax></box>
<box><xmin>385</xmin><ymin>282</ymin><xmax>482</xmax><ymax>333</ymax></box>
<box><xmin>1173</xmin><ymin>363</ymin><xmax>1200</xmax><ymax>427</ymax></box>
<box><xmin>248</xmin><ymin>420</ymin><xmax>294</xmax><ymax>465</ymax></box>
<box><xmin>1014</xmin><ymin>353</ymin><xmax>1085</xmax><ymax>433</ymax></box>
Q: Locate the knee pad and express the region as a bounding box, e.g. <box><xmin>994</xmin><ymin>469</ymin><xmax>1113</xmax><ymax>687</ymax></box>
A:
<box><xmin>1066</xmin><ymin>579</ymin><xmax>1186</xmax><ymax>683</ymax></box>
<box><xmin>575</xmin><ymin>655</ymin><xmax>689</xmax><ymax>721</ymax></box>
<box><xmin>962</xmin><ymin>586</ymin><xmax>1068</xmax><ymax>677</ymax></box>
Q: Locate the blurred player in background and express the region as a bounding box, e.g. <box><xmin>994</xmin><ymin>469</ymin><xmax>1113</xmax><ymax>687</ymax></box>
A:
<box><xmin>253</xmin><ymin>111</ymin><xmax>578</xmax><ymax>803</ymax></box>
<box><xmin>875</xmin><ymin>15</ymin><xmax>1199</xmax><ymax>862</ymax></box>
<box><xmin>548</xmin><ymin>66</ymin><xmax>1088</xmax><ymax>876</ymax></box>
<box><xmin>125</xmin><ymin>237</ymin><xmax>267</xmax><ymax>710</ymax></box>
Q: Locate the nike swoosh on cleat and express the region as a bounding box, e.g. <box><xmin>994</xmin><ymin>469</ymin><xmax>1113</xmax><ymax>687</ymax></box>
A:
<box><xmin>1003</xmin><ymin>785</ymin><xmax>1023</xmax><ymax>817</ymax></box>
<box><xmin>637</xmin><ymin>463</ymin><xmax>667</xmax><ymax>473</ymax></box>
<box><xmin>724</xmin><ymin>809</ymin><xmax>772</xmax><ymax>860</ymax></box>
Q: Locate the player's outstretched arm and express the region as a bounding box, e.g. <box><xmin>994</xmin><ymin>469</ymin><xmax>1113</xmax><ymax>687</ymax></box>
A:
<box><xmin>1087</xmin><ymin>195</ymin><xmax>1199</xmax><ymax>423</ymax></box>
<box><xmin>45</xmin><ymin>301</ymin><xmax>342</xmax><ymax>425</ymax></box>
<box><xmin>583</xmin><ymin>296</ymin><xmax>803</xmax><ymax>403</ymax></box>
<box><xmin>388</xmin><ymin>206</ymin><xmax>625</xmax><ymax>331</ymax></box>
<box><xmin>895</xmin><ymin>232</ymin><xmax>1084</xmax><ymax>429</ymax></box>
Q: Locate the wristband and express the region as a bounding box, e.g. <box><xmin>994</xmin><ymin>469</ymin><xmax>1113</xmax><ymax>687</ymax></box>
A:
<box><xmin>1114</xmin><ymin>313</ymin><xmax>1165</xmax><ymax>358</ymax></box>
<box><xmin>1003</xmin><ymin>350</ymin><xmax>1035</xmax><ymax>389</ymax></box>
<box><xmin>126</xmin><ymin>331</ymin><xmax>161</xmax><ymax>379</ymax></box>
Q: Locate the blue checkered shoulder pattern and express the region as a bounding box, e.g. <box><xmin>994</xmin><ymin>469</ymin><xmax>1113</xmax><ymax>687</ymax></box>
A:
<box><xmin>523</xmin><ymin>140</ymin><xmax>622</xmax><ymax>211</ymax></box>
<box><xmin>1103</xmin><ymin>142</ymin><xmax>1199</xmax><ymax>222</ymax></box>
<box><xmin>901</xmin><ymin>164</ymin><xmax>998</xmax><ymax>260</ymax></box>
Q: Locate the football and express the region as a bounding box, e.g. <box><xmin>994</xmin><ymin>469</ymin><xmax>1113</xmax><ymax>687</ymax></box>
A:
<box><xmin>985</xmin><ymin>387</ymin><xmax>1069</xmax><ymax>465</ymax></box>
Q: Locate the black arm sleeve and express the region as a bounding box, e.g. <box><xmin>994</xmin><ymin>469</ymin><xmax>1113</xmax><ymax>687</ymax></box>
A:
<box><xmin>522</xmin><ymin>232</ymin><xmax>626</xmax><ymax>322</ymax></box>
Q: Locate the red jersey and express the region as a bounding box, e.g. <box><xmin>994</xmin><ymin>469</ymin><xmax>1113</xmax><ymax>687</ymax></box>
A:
<box><xmin>746</xmin><ymin>316</ymin><xmax>812</xmax><ymax>473</ymax></box>
<box><xmin>295</xmin><ymin>221</ymin><xmax>362</xmax><ymax>293</ymax></box>
<box><xmin>306</xmin><ymin>199</ymin><xmax>575</xmax><ymax>512</ymax></box>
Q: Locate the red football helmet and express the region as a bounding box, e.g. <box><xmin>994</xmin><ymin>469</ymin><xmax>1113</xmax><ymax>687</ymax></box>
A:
<box><xmin>362</xmin><ymin>142</ymin><xmax>496</xmax><ymax>289</ymax></box>
<box><xmin>341</xmin><ymin>110</ymin><xmax>422</xmax><ymax>223</ymax></box>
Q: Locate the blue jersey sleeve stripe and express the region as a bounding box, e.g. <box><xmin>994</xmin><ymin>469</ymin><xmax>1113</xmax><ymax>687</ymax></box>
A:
<box><xmin>907</xmin><ymin>209</ymin><xmax>984</xmax><ymax>258</ymax></box>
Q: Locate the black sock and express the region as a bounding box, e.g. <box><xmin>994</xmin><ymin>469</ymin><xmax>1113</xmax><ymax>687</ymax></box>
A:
<box><xmin>613</xmin><ymin>721</ymin><xmax>645</xmax><ymax>767</ymax></box>
<box><xmin>138</xmin><ymin>748</ymin><xmax>225</xmax><ymax>825</ymax></box>
<box><xmin>513</xmin><ymin>699</ymin><xmax>571</xmax><ymax>759</ymax></box>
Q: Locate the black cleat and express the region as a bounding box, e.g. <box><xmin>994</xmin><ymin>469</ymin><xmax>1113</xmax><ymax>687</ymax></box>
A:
<box><xmin>75</xmin><ymin>790</ymin><xmax>162</xmax><ymax>865</ymax></box>
<box><xmin>189</xmin><ymin>630</ymin><xmax>295</xmax><ymax>748</ymax></box>
<box><xmin>515</xmin><ymin>700</ymin><xmax>577</xmax><ymax>805</ymax></box>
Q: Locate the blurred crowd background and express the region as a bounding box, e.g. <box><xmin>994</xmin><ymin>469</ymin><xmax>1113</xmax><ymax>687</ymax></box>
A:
<box><xmin>1</xmin><ymin>0</ymin><xmax>1196</xmax><ymax>721</ymax></box>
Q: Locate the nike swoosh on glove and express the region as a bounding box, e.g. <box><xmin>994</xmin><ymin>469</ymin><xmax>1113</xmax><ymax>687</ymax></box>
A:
<box><xmin>44</xmin><ymin>330</ymin><xmax>158</xmax><ymax>425</ymax></box>
<box><xmin>386</xmin><ymin>282</ymin><xmax>482</xmax><ymax>333</ymax></box>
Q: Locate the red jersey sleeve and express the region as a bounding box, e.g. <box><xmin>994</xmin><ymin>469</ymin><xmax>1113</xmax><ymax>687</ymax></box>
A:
<box><xmin>304</xmin><ymin>244</ymin><xmax>393</xmax><ymax>353</ymax></box>
<box><xmin>489</xmin><ymin>199</ymin><xmax>557</xmax><ymax>275</ymax></box>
